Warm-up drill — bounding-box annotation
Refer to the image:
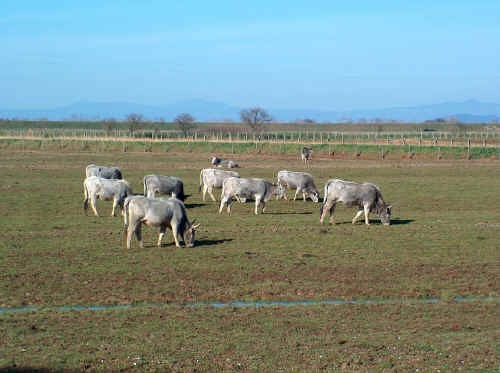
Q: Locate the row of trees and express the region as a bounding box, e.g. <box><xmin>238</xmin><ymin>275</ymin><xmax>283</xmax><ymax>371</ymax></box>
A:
<box><xmin>120</xmin><ymin>107</ymin><xmax>272</xmax><ymax>136</ymax></box>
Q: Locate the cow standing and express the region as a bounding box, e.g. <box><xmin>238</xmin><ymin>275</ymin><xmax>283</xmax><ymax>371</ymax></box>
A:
<box><xmin>277</xmin><ymin>170</ymin><xmax>320</xmax><ymax>202</ymax></box>
<box><xmin>83</xmin><ymin>176</ymin><xmax>133</xmax><ymax>217</ymax></box>
<box><xmin>143</xmin><ymin>175</ymin><xmax>186</xmax><ymax>201</ymax></box>
<box><xmin>85</xmin><ymin>164</ymin><xmax>122</xmax><ymax>179</ymax></box>
<box><xmin>211</xmin><ymin>156</ymin><xmax>239</xmax><ymax>168</ymax></box>
<box><xmin>300</xmin><ymin>147</ymin><xmax>312</xmax><ymax>167</ymax></box>
<box><xmin>219</xmin><ymin>177</ymin><xmax>283</xmax><ymax>215</ymax></box>
<box><xmin>199</xmin><ymin>168</ymin><xmax>240</xmax><ymax>201</ymax></box>
<box><xmin>320</xmin><ymin>179</ymin><xmax>391</xmax><ymax>225</ymax></box>
<box><xmin>124</xmin><ymin>196</ymin><xmax>200</xmax><ymax>249</ymax></box>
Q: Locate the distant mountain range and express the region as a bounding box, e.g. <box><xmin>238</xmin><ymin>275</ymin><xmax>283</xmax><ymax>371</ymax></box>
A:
<box><xmin>1</xmin><ymin>99</ymin><xmax>499</xmax><ymax>123</ymax></box>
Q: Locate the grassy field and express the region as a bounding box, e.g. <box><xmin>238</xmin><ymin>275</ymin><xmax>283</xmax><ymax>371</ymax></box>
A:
<box><xmin>0</xmin><ymin>147</ymin><xmax>498</xmax><ymax>371</ymax></box>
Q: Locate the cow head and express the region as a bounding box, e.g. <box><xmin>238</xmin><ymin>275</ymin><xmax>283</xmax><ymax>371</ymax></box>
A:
<box><xmin>309</xmin><ymin>191</ymin><xmax>320</xmax><ymax>203</ymax></box>
<box><xmin>273</xmin><ymin>184</ymin><xmax>286</xmax><ymax>199</ymax></box>
<box><xmin>378</xmin><ymin>205</ymin><xmax>392</xmax><ymax>225</ymax></box>
<box><xmin>183</xmin><ymin>220</ymin><xmax>200</xmax><ymax>247</ymax></box>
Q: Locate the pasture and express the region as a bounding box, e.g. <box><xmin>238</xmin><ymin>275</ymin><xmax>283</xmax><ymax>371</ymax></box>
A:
<box><xmin>0</xmin><ymin>148</ymin><xmax>499</xmax><ymax>371</ymax></box>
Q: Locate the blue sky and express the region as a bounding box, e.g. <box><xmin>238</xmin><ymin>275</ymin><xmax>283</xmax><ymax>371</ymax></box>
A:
<box><xmin>1</xmin><ymin>0</ymin><xmax>499</xmax><ymax>110</ymax></box>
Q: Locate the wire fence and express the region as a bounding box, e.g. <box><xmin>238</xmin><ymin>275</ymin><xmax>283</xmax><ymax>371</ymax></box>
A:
<box><xmin>0</xmin><ymin>127</ymin><xmax>498</xmax><ymax>148</ymax></box>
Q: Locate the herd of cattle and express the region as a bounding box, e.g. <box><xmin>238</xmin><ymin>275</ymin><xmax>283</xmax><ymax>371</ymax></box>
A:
<box><xmin>83</xmin><ymin>153</ymin><xmax>392</xmax><ymax>248</ymax></box>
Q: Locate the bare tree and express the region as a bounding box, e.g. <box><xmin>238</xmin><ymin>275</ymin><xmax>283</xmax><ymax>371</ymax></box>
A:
<box><xmin>240</xmin><ymin>107</ymin><xmax>272</xmax><ymax>132</ymax></box>
<box><xmin>174</xmin><ymin>113</ymin><xmax>196</xmax><ymax>137</ymax></box>
<box><xmin>126</xmin><ymin>113</ymin><xmax>144</xmax><ymax>136</ymax></box>
<box><xmin>102</xmin><ymin>118</ymin><xmax>117</xmax><ymax>136</ymax></box>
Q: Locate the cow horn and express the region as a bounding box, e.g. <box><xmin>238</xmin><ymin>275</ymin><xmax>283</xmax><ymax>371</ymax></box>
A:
<box><xmin>192</xmin><ymin>223</ymin><xmax>201</xmax><ymax>230</ymax></box>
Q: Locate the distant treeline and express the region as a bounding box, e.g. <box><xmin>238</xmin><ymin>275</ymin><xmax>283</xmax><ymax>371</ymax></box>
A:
<box><xmin>0</xmin><ymin>119</ymin><xmax>497</xmax><ymax>133</ymax></box>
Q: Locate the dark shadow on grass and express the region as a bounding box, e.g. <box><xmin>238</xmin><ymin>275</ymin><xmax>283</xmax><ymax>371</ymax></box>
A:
<box><xmin>266</xmin><ymin>211</ymin><xmax>313</xmax><ymax>215</ymax></box>
<box><xmin>329</xmin><ymin>218</ymin><xmax>414</xmax><ymax>226</ymax></box>
<box><xmin>184</xmin><ymin>202</ymin><xmax>205</xmax><ymax>209</ymax></box>
<box><xmin>0</xmin><ymin>369</ymin><xmax>65</xmax><ymax>373</ymax></box>
<box><xmin>196</xmin><ymin>238</ymin><xmax>233</xmax><ymax>247</ymax></box>
<box><xmin>389</xmin><ymin>218</ymin><xmax>414</xmax><ymax>225</ymax></box>
<box><xmin>148</xmin><ymin>238</ymin><xmax>233</xmax><ymax>249</ymax></box>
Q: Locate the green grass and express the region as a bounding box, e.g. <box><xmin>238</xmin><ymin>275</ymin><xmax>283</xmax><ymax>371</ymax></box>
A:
<box><xmin>0</xmin><ymin>138</ymin><xmax>497</xmax><ymax>160</ymax></box>
<box><xmin>0</xmin><ymin>149</ymin><xmax>499</xmax><ymax>371</ymax></box>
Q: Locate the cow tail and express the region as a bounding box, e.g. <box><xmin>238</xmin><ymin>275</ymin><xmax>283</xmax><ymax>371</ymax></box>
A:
<box><xmin>143</xmin><ymin>177</ymin><xmax>148</xmax><ymax>197</ymax></box>
<box><xmin>83</xmin><ymin>180</ymin><xmax>89</xmax><ymax>211</ymax></box>
<box><xmin>198</xmin><ymin>170</ymin><xmax>203</xmax><ymax>193</ymax></box>
<box><xmin>179</xmin><ymin>183</ymin><xmax>186</xmax><ymax>201</ymax></box>
<box><xmin>123</xmin><ymin>197</ymin><xmax>131</xmax><ymax>237</ymax></box>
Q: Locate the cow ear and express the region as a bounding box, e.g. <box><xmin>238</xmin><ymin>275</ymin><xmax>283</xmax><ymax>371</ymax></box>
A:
<box><xmin>387</xmin><ymin>205</ymin><xmax>392</xmax><ymax>213</ymax></box>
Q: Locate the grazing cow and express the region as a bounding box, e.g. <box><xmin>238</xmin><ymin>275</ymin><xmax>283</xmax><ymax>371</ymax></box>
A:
<box><xmin>83</xmin><ymin>176</ymin><xmax>133</xmax><ymax>217</ymax></box>
<box><xmin>199</xmin><ymin>168</ymin><xmax>240</xmax><ymax>201</ymax></box>
<box><xmin>85</xmin><ymin>164</ymin><xmax>122</xmax><ymax>179</ymax></box>
<box><xmin>143</xmin><ymin>175</ymin><xmax>186</xmax><ymax>201</ymax></box>
<box><xmin>300</xmin><ymin>147</ymin><xmax>312</xmax><ymax>167</ymax></box>
<box><xmin>124</xmin><ymin>196</ymin><xmax>200</xmax><ymax>248</ymax></box>
<box><xmin>211</xmin><ymin>156</ymin><xmax>239</xmax><ymax>168</ymax></box>
<box><xmin>219</xmin><ymin>177</ymin><xmax>283</xmax><ymax>215</ymax></box>
<box><xmin>277</xmin><ymin>170</ymin><xmax>320</xmax><ymax>202</ymax></box>
<box><xmin>320</xmin><ymin>179</ymin><xmax>391</xmax><ymax>225</ymax></box>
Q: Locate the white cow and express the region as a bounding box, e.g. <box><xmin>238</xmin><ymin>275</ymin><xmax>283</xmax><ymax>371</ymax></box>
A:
<box><xmin>83</xmin><ymin>176</ymin><xmax>133</xmax><ymax>217</ymax></box>
<box><xmin>277</xmin><ymin>170</ymin><xmax>320</xmax><ymax>202</ymax></box>
<box><xmin>219</xmin><ymin>177</ymin><xmax>283</xmax><ymax>215</ymax></box>
<box><xmin>199</xmin><ymin>168</ymin><xmax>240</xmax><ymax>201</ymax></box>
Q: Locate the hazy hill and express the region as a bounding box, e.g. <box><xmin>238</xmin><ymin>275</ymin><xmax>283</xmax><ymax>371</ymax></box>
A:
<box><xmin>1</xmin><ymin>99</ymin><xmax>499</xmax><ymax>123</ymax></box>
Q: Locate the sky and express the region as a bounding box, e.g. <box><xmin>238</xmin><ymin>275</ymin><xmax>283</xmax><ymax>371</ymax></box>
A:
<box><xmin>1</xmin><ymin>0</ymin><xmax>499</xmax><ymax>110</ymax></box>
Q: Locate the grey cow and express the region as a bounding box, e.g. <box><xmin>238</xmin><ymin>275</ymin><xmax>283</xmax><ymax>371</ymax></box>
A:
<box><xmin>219</xmin><ymin>177</ymin><xmax>283</xmax><ymax>215</ymax></box>
<box><xmin>300</xmin><ymin>147</ymin><xmax>312</xmax><ymax>167</ymax></box>
<box><xmin>143</xmin><ymin>175</ymin><xmax>186</xmax><ymax>201</ymax></box>
<box><xmin>211</xmin><ymin>156</ymin><xmax>239</xmax><ymax>168</ymax></box>
<box><xmin>320</xmin><ymin>179</ymin><xmax>391</xmax><ymax>225</ymax></box>
<box><xmin>277</xmin><ymin>170</ymin><xmax>320</xmax><ymax>202</ymax></box>
<box><xmin>83</xmin><ymin>176</ymin><xmax>133</xmax><ymax>217</ymax></box>
<box><xmin>199</xmin><ymin>168</ymin><xmax>240</xmax><ymax>201</ymax></box>
<box><xmin>124</xmin><ymin>196</ymin><xmax>200</xmax><ymax>249</ymax></box>
<box><xmin>85</xmin><ymin>164</ymin><xmax>122</xmax><ymax>179</ymax></box>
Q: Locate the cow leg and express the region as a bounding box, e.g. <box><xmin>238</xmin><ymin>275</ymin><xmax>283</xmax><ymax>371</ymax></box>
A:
<box><xmin>157</xmin><ymin>225</ymin><xmax>167</xmax><ymax>247</ymax></box>
<box><xmin>90</xmin><ymin>195</ymin><xmax>99</xmax><ymax>217</ymax></box>
<box><xmin>352</xmin><ymin>209</ymin><xmax>364</xmax><ymax>224</ymax></box>
<box><xmin>363</xmin><ymin>204</ymin><xmax>371</xmax><ymax>225</ymax></box>
<box><xmin>111</xmin><ymin>199</ymin><xmax>118</xmax><ymax>217</ymax></box>
<box><xmin>135</xmin><ymin>223</ymin><xmax>143</xmax><ymax>248</ymax></box>
<box><xmin>219</xmin><ymin>196</ymin><xmax>228</xmax><ymax>214</ymax></box>
<box><xmin>126</xmin><ymin>220</ymin><xmax>140</xmax><ymax>249</ymax></box>
<box><xmin>255</xmin><ymin>197</ymin><xmax>262</xmax><ymax>215</ymax></box>
<box><xmin>170</xmin><ymin>223</ymin><xmax>181</xmax><ymax>247</ymax></box>
<box><xmin>320</xmin><ymin>200</ymin><xmax>335</xmax><ymax>224</ymax></box>
<box><xmin>208</xmin><ymin>186</ymin><xmax>217</xmax><ymax>202</ymax></box>
<box><xmin>293</xmin><ymin>188</ymin><xmax>300</xmax><ymax>201</ymax></box>
<box><xmin>283</xmin><ymin>188</ymin><xmax>288</xmax><ymax>201</ymax></box>
<box><xmin>302</xmin><ymin>191</ymin><xmax>307</xmax><ymax>202</ymax></box>
<box><xmin>202</xmin><ymin>185</ymin><xmax>208</xmax><ymax>201</ymax></box>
